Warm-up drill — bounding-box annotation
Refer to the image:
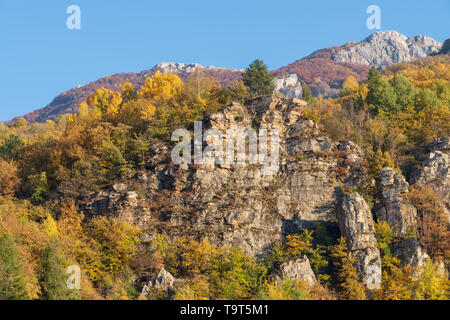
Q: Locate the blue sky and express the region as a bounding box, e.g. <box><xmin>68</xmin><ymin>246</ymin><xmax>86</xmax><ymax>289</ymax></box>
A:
<box><xmin>0</xmin><ymin>0</ymin><xmax>448</xmax><ymax>121</ymax></box>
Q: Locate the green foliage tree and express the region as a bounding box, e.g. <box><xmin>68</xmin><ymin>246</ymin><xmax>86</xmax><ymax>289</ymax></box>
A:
<box><xmin>265</xmin><ymin>230</ymin><xmax>328</xmax><ymax>280</ymax></box>
<box><xmin>126</xmin><ymin>134</ymin><xmax>150</xmax><ymax>167</ymax></box>
<box><xmin>0</xmin><ymin>134</ymin><xmax>24</xmax><ymax>162</ymax></box>
<box><xmin>242</xmin><ymin>59</ymin><xmax>275</xmax><ymax>96</ymax></box>
<box><xmin>302</xmin><ymin>84</ymin><xmax>314</xmax><ymax>103</ymax></box>
<box><xmin>31</xmin><ymin>172</ymin><xmax>49</xmax><ymax>204</ymax></box>
<box><xmin>415</xmin><ymin>88</ymin><xmax>442</xmax><ymax>111</ymax></box>
<box><xmin>38</xmin><ymin>237</ymin><xmax>80</xmax><ymax>300</ymax></box>
<box><xmin>97</xmin><ymin>140</ymin><xmax>131</xmax><ymax>179</ymax></box>
<box><xmin>366</xmin><ymin>70</ymin><xmax>398</xmax><ymax>116</ymax></box>
<box><xmin>389</xmin><ymin>74</ymin><xmax>416</xmax><ymax>110</ymax></box>
<box><xmin>0</xmin><ymin>233</ymin><xmax>27</xmax><ymax>300</ymax></box>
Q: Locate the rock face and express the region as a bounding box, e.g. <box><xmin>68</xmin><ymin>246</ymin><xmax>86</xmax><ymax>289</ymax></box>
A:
<box><xmin>433</xmin><ymin>39</ymin><xmax>450</xmax><ymax>55</ymax></box>
<box><xmin>81</xmin><ymin>96</ymin><xmax>368</xmax><ymax>256</ymax></box>
<box><xmin>331</xmin><ymin>30</ymin><xmax>442</xmax><ymax>68</ymax></box>
<box><xmin>375</xmin><ymin>167</ymin><xmax>417</xmax><ymax>237</ymax></box>
<box><xmin>375</xmin><ymin>168</ymin><xmax>430</xmax><ymax>270</ymax></box>
<box><xmin>140</xmin><ymin>267</ymin><xmax>175</xmax><ymax>298</ymax></box>
<box><xmin>337</xmin><ymin>193</ymin><xmax>381</xmax><ymax>289</ymax></box>
<box><xmin>390</xmin><ymin>237</ymin><xmax>429</xmax><ymax>270</ymax></box>
<box><xmin>411</xmin><ymin>137</ymin><xmax>450</xmax><ymax>223</ymax></box>
<box><xmin>154</xmin><ymin>268</ymin><xmax>175</xmax><ymax>290</ymax></box>
<box><xmin>276</xmin><ymin>256</ymin><xmax>317</xmax><ymax>284</ymax></box>
<box><xmin>274</xmin><ymin>74</ymin><xmax>303</xmax><ymax>99</ymax></box>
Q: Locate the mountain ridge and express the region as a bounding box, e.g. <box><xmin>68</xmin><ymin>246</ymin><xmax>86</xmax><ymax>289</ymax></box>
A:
<box><xmin>10</xmin><ymin>30</ymin><xmax>442</xmax><ymax>124</ymax></box>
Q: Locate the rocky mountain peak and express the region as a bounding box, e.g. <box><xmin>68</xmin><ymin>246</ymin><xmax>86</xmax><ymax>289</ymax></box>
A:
<box><xmin>153</xmin><ymin>62</ymin><xmax>241</xmax><ymax>74</ymax></box>
<box><xmin>332</xmin><ymin>30</ymin><xmax>442</xmax><ymax>68</ymax></box>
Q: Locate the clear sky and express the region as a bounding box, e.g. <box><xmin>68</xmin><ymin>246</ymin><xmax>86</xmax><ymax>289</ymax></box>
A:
<box><xmin>0</xmin><ymin>0</ymin><xmax>448</xmax><ymax>121</ymax></box>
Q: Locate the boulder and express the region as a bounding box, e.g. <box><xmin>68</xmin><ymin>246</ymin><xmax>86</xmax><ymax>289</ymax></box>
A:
<box><xmin>139</xmin><ymin>268</ymin><xmax>176</xmax><ymax>298</ymax></box>
<box><xmin>277</xmin><ymin>256</ymin><xmax>317</xmax><ymax>285</ymax></box>
<box><xmin>154</xmin><ymin>268</ymin><xmax>175</xmax><ymax>290</ymax></box>
<box><xmin>112</xmin><ymin>183</ymin><xmax>127</xmax><ymax>193</ymax></box>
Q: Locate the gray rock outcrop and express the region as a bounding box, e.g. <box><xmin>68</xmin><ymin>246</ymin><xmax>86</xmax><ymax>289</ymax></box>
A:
<box><xmin>375</xmin><ymin>168</ymin><xmax>430</xmax><ymax>270</ymax></box>
<box><xmin>274</xmin><ymin>74</ymin><xmax>303</xmax><ymax>99</ymax></box>
<box><xmin>276</xmin><ymin>256</ymin><xmax>317</xmax><ymax>285</ymax></box>
<box><xmin>331</xmin><ymin>30</ymin><xmax>442</xmax><ymax>68</ymax></box>
<box><xmin>338</xmin><ymin>193</ymin><xmax>381</xmax><ymax>290</ymax></box>
<box><xmin>375</xmin><ymin>167</ymin><xmax>417</xmax><ymax>237</ymax></box>
<box><xmin>140</xmin><ymin>267</ymin><xmax>175</xmax><ymax>298</ymax></box>
<box><xmin>390</xmin><ymin>237</ymin><xmax>429</xmax><ymax>270</ymax></box>
<box><xmin>154</xmin><ymin>268</ymin><xmax>175</xmax><ymax>290</ymax></box>
<box><xmin>154</xmin><ymin>62</ymin><xmax>241</xmax><ymax>74</ymax></box>
<box><xmin>411</xmin><ymin>137</ymin><xmax>450</xmax><ymax>223</ymax></box>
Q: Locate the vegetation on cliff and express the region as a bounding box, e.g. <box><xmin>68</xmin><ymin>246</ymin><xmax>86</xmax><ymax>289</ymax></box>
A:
<box><xmin>0</xmin><ymin>56</ymin><xmax>449</xmax><ymax>300</ymax></box>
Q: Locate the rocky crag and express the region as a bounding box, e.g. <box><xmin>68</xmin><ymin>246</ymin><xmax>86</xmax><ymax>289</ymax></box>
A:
<box><xmin>331</xmin><ymin>30</ymin><xmax>442</xmax><ymax>68</ymax></box>
<box><xmin>78</xmin><ymin>96</ymin><xmax>448</xmax><ymax>286</ymax></box>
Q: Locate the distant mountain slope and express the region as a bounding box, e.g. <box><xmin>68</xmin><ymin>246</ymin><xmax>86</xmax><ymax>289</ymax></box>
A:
<box><xmin>273</xmin><ymin>47</ymin><xmax>371</xmax><ymax>97</ymax></box>
<box><xmin>13</xmin><ymin>31</ymin><xmax>443</xmax><ymax>123</ymax></box>
<box><xmin>19</xmin><ymin>64</ymin><xmax>242</xmax><ymax>123</ymax></box>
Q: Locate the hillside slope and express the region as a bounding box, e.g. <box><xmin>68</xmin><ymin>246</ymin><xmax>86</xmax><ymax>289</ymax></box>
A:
<box><xmin>12</xmin><ymin>31</ymin><xmax>442</xmax><ymax>124</ymax></box>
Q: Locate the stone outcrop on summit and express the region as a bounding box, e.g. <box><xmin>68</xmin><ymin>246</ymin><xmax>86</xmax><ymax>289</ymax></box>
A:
<box><xmin>331</xmin><ymin>30</ymin><xmax>442</xmax><ymax>68</ymax></box>
<box><xmin>274</xmin><ymin>74</ymin><xmax>303</xmax><ymax>99</ymax></box>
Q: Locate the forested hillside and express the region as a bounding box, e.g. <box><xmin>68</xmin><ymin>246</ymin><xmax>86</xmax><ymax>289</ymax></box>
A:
<box><xmin>0</xmin><ymin>54</ymin><xmax>449</xmax><ymax>300</ymax></box>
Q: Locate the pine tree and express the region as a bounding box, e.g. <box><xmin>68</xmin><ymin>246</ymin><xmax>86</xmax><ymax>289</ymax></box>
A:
<box><xmin>0</xmin><ymin>233</ymin><xmax>27</xmax><ymax>300</ymax></box>
<box><xmin>302</xmin><ymin>84</ymin><xmax>314</xmax><ymax>103</ymax></box>
<box><xmin>242</xmin><ymin>59</ymin><xmax>275</xmax><ymax>96</ymax></box>
<box><xmin>0</xmin><ymin>134</ymin><xmax>24</xmax><ymax>162</ymax></box>
<box><xmin>340</xmin><ymin>76</ymin><xmax>359</xmax><ymax>97</ymax></box>
<box><xmin>38</xmin><ymin>237</ymin><xmax>79</xmax><ymax>300</ymax></box>
<box><xmin>31</xmin><ymin>172</ymin><xmax>49</xmax><ymax>204</ymax></box>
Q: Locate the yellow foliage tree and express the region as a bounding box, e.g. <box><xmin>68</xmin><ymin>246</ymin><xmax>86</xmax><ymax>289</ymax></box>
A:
<box><xmin>139</xmin><ymin>71</ymin><xmax>184</xmax><ymax>100</ymax></box>
<box><xmin>42</xmin><ymin>214</ymin><xmax>59</xmax><ymax>238</ymax></box>
<box><xmin>0</xmin><ymin>159</ymin><xmax>20</xmax><ymax>196</ymax></box>
<box><xmin>89</xmin><ymin>87</ymin><xmax>123</xmax><ymax>118</ymax></box>
<box><xmin>331</xmin><ymin>237</ymin><xmax>366</xmax><ymax>300</ymax></box>
<box><xmin>120</xmin><ymin>81</ymin><xmax>137</xmax><ymax>102</ymax></box>
<box><xmin>86</xmin><ymin>216</ymin><xmax>141</xmax><ymax>275</ymax></box>
<box><xmin>341</xmin><ymin>76</ymin><xmax>359</xmax><ymax>96</ymax></box>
